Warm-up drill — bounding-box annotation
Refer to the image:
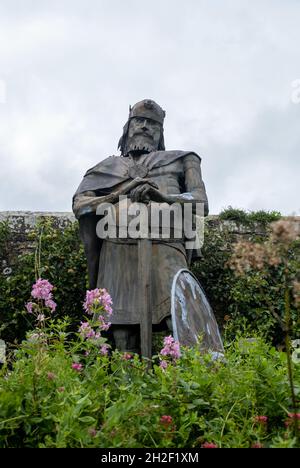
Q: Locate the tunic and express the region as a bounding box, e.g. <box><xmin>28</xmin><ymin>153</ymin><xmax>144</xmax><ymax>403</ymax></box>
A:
<box><xmin>73</xmin><ymin>150</ymin><xmax>208</xmax><ymax>326</ymax></box>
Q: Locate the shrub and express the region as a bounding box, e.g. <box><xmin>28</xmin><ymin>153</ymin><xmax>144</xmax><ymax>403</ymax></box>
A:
<box><xmin>193</xmin><ymin>219</ymin><xmax>300</xmax><ymax>345</ymax></box>
<box><xmin>0</xmin><ymin>218</ymin><xmax>87</xmax><ymax>345</ymax></box>
<box><xmin>219</xmin><ymin>206</ymin><xmax>281</xmax><ymax>226</ymax></box>
<box><xmin>0</xmin><ymin>321</ymin><xmax>299</xmax><ymax>448</ymax></box>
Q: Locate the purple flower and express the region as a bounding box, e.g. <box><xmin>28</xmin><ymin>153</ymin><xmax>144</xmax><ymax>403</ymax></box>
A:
<box><xmin>98</xmin><ymin>316</ymin><xmax>111</xmax><ymax>332</ymax></box>
<box><xmin>163</xmin><ymin>336</ymin><xmax>174</xmax><ymax>347</ymax></box>
<box><xmin>100</xmin><ymin>289</ymin><xmax>113</xmax><ymax>316</ymax></box>
<box><xmin>72</xmin><ymin>362</ymin><xmax>83</xmax><ymax>372</ymax></box>
<box><xmin>45</xmin><ymin>298</ymin><xmax>57</xmax><ymax>312</ymax></box>
<box><xmin>79</xmin><ymin>321</ymin><xmax>93</xmax><ymax>337</ymax></box>
<box><xmin>25</xmin><ymin>302</ymin><xmax>35</xmax><ymax>314</ymax></box>
<box><xmin>160</xmin><ymin>335</ymin><xmax>181</xmax><ymax>360</ymax></box>
<box><xmin>100</xmin><ymin>344</ymin><xmax>110</xmax><ymax>355</ymax></box>
<box><xmin>31</xmin><ymin>278</ymin><xmax>54</xmax><ymax>301</ymax></box>
<box><xmin>83</xmin><ymin>288</ymin><xmax>113</xmax><ymax>316</ymax></box>
<box><xmin>79</xmin><ymin>321</ymin><xmax>99</xmax><ymax>340</ymax></box>
<box><xmin>159</xmin><ymin>360</ymin><xmax>168</xmax><ymax>370</ymax></box>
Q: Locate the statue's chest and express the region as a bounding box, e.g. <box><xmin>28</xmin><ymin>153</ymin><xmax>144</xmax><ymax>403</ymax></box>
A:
<box><xmin>148</xmin><ymin>160</ymin><xmax>184</xmax><ymax>194</ymax></box>
<box><xmin>125</xmin><ymin>157</ymin><xmax>184</xmax><ymax>194</ymax></box>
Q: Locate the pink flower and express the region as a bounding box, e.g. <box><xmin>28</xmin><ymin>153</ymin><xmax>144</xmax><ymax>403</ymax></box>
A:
<box><xmin>159</xmin><ymin>360</ymin><xmax>168</xmax><ymax>370</ymax></box>
<box><xmin>201</xmin><ymin>442</ymin><xmax>218</xmax><ymax>448</ymax></box>
<box><xmin>100</xmin><ymin>289</ymin><xmax>113</xmax><ymax>316</ymax></box>
<box><xmin>251</xmin><ymin>442</ymin><xmax>264</xmax><ymax>448</ymax></box>
<box><xmin>79</xmin><ymin>322</ymin><xmax>95</xmax><ymax>340</ymax></box>
<box><xmin>25</xmin><ymin>302</ymin><xmax>35</xmax><ymax>314</ymax></box>
<box><xmin>287</xmin><ymin>412</ymin><xmax>300</xmax><ymax>420</ymax></box>
<box><xmin>160</xmin><ymin>415</ymin><xmax>173</xmax><ymax>426</ymax></box>
<box><xmin>163</xmin><ymin>336</ymin><xmax>174</xmax><ymax>346</ymax></box>
<box><xmin>47</xmin><ymin>372</ymin><xmax>55</xmax><ymax>380</ymax></box>
<box><xmin>45</xmin><ymin>298</ymin><xmax>57</xmax><ymax>312</ymax></box>
<box><xmin>28</xmin><ymin>279</ymin><xmax>57</xmax><ymax>315</ymax></box>
<box><xmin>98</xmin><ymin>317</ymin><xmax>111</xmax><ymax>332</ymax></box>
<box><xmin>100</xmin><ymin>344</ymin><xmax>110</xmax><ymax>356</ymax></box>
<box><xmin>254</xmin><ymin>415</ymin><xmax>268</xmax><ymax>425</ymax></box>
<box><xmin>160</xmin><ymin>335</ymin><xmax>181</xmax><ymax>360</ymax></box>
<box><xmin>72</xmin><ymin>362</ymin><xmax>83</xmax><ymax>372</ymax></box>
<box><xmin>31</xmin><ymin>278</ymin><xmax>54</xmax><ymax>301</ymax></box>
<box><xmin>122</xmin><ymin>353</ymin><xmax>133</xmax><ymax>361</ymax></box>
<box><xmin>83</xmin><ymin>288</ymin><xmax>113</xmax><ymax>316</ymax></box>
<box><xmin>58</xmin><ymin>387</ymin><xmax>65</xmax><ymax>392</ymax></box>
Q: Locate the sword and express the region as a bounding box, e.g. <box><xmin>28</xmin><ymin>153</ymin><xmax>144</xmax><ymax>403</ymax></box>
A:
<box><xmin>138</xmin><ymin>237</ymin><xmax>152</xmax><ymax>367</ymax></box>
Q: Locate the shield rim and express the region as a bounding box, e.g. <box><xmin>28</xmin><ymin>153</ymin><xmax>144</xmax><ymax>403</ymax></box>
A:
<box><xmin>171</xmin><ymin>268</ymin><xmax>209</xmax><ymax>342</ymax></box>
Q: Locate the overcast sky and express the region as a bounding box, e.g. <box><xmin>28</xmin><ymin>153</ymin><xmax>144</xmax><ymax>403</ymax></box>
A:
<box><xmin>0</xmin><ymin>0</ymin><xmax>299</xmax><ymax>215</ymax></box>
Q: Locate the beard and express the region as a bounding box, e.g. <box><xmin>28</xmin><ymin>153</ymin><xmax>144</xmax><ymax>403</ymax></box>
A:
<box><xmin>125</xmin><ymin>133</ymin><xmax>158</xmax><ymax>154</ymax></box>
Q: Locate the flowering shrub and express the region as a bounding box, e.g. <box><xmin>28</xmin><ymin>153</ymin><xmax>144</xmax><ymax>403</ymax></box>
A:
<box><xmin>25</xmin><ymin>278</ymin><xmax>57</xmax><ymax>326</ymax></box>
<box><xmin>0</xmin><ymin>218</ymin><xmax>87</xmax><ymax>344</ymax></box>
<box><xmin>0</xmin><ymin>282</ymin><xmax>299</xmax><ymax>448</ymax></box>
<box><xmin>159</xmin><ymin>336</ymin><xmax>181</xmax><ymax>370</ymax></box>
<box><xmin>1</xmin><ymin>213</ymin><xmax>299</xmax><ymax>346</ymax></box>
<box><xmin>0</xmin><ymin>213</ymin><xmax>300</xmax><ymax>447</ymax></box>
<box><xmin>194</xmin><ymin>218</ymin><xmax>300</xmax><ymax>344</ymax></box>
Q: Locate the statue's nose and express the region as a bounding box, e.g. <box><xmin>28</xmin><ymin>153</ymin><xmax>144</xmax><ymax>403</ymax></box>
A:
<box><xmin>141</xmin><ymin>119</ymin><xmax>148</xmax><ymax>130</ymax></box>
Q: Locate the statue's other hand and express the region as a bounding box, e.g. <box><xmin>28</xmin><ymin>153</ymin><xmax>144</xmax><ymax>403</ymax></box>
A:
<box><xmin>120</xmin><ymin>177</ymin><xmax>158</xmax><ymax>195</ymax></box>
<box><xmin>130</xmin><ymin>183</ymin><xmax>166</xmax><ymax>203</ymax></box>
<box><xmin>133</xmin><ymin>177</ymin><xmax>158</xmax><ymax>188</ymax></box>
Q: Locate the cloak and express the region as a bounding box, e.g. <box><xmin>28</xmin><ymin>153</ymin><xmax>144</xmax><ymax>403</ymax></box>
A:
<box><xmin>73</xmin><ymin>150</ymin><xmax>201</xmax><ymax>199</ymax></box>
<box><xmin>73</xmin><ymin>150</ymin><xmax>203</xmax><ymax>290</ymax></box>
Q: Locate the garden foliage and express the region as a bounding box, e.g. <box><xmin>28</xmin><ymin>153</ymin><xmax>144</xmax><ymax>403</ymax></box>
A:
<box><xmin>0</xmin><ymin>210</ymin><xmax>299</xmax><ymax>448</ymax></box>
<box><xmin>0</xmin><ymin>319</ymin><xmax>299</xmax><ymax>448</ymax></box>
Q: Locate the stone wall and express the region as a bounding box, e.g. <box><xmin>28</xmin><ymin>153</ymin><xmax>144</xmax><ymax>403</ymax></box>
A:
<box><xmin>0</xmin><ymin>212</ymin><xmax>75</xmax><ymax>276</ymax></box>
<box><xmin>0</xmin><ymin>211</ymin><xmax>299</xmax><ymax>276</ymax></box>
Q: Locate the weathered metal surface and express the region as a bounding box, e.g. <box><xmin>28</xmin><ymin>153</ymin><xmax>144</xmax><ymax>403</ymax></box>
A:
<box><xmin>138</xmin><ymin>239</ymin><xmax>152</xmax><ymax>360</ymax></box>
<box><xmin>171</xmin><ymin>269</ymin><xmax>224</xmax><ymax>353</ymax></box>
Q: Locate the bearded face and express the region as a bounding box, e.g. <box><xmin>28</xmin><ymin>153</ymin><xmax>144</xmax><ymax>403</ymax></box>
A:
<box><xmin>125</xmin><ymin>117</ymin><xmax>162</xmax><ymax>154</ymax></box>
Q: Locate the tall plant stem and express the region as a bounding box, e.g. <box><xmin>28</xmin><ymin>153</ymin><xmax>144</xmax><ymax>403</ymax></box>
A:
<box><xmin>284</xmin><ymin>279</ymin><xmax>298</xmax><ymax>441</ymax></box>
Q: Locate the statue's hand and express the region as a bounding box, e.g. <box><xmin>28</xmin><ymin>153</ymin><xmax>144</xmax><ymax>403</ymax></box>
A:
<box><xmin>121</xmin><ymin>177</ymin><xmax>158</xmax><ymax>196</ymax></box>
<box><xmin>130</xmin><ymin>183</ymin><xmax>167</xmax><ymax>203</ymax></box>
<box><xmin>132</xmin><ymin>177</ymin><xmax>158</xmax><ymax>188</ymax></box>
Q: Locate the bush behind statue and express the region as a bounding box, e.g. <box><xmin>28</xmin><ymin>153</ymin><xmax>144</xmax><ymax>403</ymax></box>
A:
<box><xmin>0</xmin><ymin>210</ymin><xmax>299</xmax><ymax>346</ymax></box>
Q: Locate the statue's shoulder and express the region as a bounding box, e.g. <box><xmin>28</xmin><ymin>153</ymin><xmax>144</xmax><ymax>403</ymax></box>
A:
<box><xmin>85</xmin><ymin>155</ymin><xmax>122</xmax><ymax>176</ymax></box>
<box><xmin>149</xmin><ymin>150</ymin><xmax>202</xmax><ymax>167</ymax></box>
<box><xmin>158</xmin><ymin>150</ymin><xmax>201</xmax><ymax>158</ymax></box>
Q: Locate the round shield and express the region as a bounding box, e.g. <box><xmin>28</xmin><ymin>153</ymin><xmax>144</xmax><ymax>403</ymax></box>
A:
<box><xmin>171</xmin><ymin>269</ymin><xmax>224</xmax><ymax>354</ymax></box>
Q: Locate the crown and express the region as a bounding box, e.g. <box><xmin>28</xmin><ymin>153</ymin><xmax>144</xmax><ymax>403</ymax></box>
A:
<box><xmin>128</xmin><ymin>99</ymin><xmax>166</xmax><ymax>125</ymax></box>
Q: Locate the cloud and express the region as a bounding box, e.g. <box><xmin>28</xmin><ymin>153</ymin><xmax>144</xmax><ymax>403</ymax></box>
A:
<box><xmin>0</xmin><ymin>0</ymin><xmax>299</xmax><ymax>214</ymax></box>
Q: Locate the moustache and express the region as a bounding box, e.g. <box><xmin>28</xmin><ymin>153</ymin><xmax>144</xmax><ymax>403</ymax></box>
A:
<box><xmin>132</xmin><ymin>131</ymin><xmax>153</xmax><ymax>140</ymax></box>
